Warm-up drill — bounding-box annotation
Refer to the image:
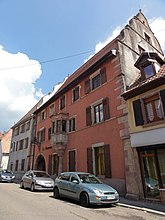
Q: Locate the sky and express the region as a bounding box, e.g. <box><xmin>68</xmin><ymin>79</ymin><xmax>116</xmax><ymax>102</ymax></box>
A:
<box><xmin>0</xmin><ymin>0</ymin><xmax>165</xmax><ymax>132</ymax></box>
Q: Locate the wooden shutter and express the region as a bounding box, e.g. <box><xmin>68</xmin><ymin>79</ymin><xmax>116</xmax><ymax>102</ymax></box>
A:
<box><xmin>84</xmin><ymin>79</ymin><xmax>91</xmax><ymax>94</ymax></box>
<box><xmin>103</xmin><ymin>97</ymin><xmax>110</xmax><ymax>120</ymax></box>
<box><xmin>69</xmin><ymin>150</ymin><xmax>76</xmax><ymax>172</ymax></box>
<box><xmin>160</xmin><ymin>90</ymin><xmax>165</xmax><ymax>116</ymax></box>
<box><xmin>48</xmin><ymin>154</ymin><xmax>52</xmax><ymax>175</ymax></box>
<box><xmin>86</xmin><ymin>106</ymin><xmax>92</xmax><ymax>126</ymax></box>
<box><xmin>133</xmin><ymin>99</ymin><xmax>144</xmax><ymax>126</ymax></box>
<box><xmin>100</xmin><ymin>67</ymin><xmax>107</xmax><ymax>84</ymax></box>
<box><xmin>104</xmin><ymin>144</ymin><xmax>111</xmax><ymax>178</ymax></box>
<box><xmin>87</xmin><ymin>147</ymin><xmax>93</xmax><ymax>174</ymax></box>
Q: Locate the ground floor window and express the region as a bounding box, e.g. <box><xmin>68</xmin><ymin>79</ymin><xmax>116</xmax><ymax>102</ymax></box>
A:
<box><xmin>87</xmin><ymin>144</ymin><xmax>111</xmax><ymax>177</ymax></box>
<box><xmin>95</xmin><ymin>146</ymin><xmax>105</xmax><ymax>175</ymax></box>
<box><xmin>139</xmin><ymin>145</ymin><xmax>165</xmax><ymax>199</ymax></box>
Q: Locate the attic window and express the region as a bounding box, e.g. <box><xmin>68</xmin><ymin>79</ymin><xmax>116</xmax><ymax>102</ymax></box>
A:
<box><xmin>144</xmin><ymin>33</ymin><xmax>151</xmax><ymax>44</ymax></box>
<box><xmin>142</xmin><ymin>63</ymin><xmax>155</xmax><ymax>79</ymax></box>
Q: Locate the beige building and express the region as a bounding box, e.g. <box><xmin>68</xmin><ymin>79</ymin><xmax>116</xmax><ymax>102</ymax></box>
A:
<box><xmin>122</xmin><ymin>52</ymin><xmax>165</xmax><ymax>202</ymax></box>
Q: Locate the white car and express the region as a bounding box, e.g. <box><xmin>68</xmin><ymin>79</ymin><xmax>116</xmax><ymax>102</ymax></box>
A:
<box><xmin>20</xmin><ymin>170</ymin><xmax>54</xmax><ymax>191</ymax></box>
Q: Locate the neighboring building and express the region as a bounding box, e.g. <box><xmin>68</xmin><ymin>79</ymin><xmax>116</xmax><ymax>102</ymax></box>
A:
<box><xmin>30</xmin><ymin>11</ymin><xmax>164</xmax><ymax>200</ymax></box>
<box><xmin>8</xmin><ymin>99</ymin><xmax>43</xmax><ymax>181</ymax></box>
<box><xmin>0</xmin><ymin>129</ymin><xmax>12</xmax><ymax>170</ymax></box>
<box><xmin>122</xmin><ymin>52</ymin><xmax>165</xmax><ymax>201</ymax></box>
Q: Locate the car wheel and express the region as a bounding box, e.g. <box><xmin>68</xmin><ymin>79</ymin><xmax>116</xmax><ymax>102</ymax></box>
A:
<box><xmin>20</xmin><ymin>181</ymin><xmax>24</xmax><ymax>189</ymax></box>
<box><xmin>31</xmin><ymin>183</ymin><xmax>35</xmax><ymax>192</ymax></box>
<box><xmin>53</xmin><ymin>187</ymin><xmax>60</xmax><ymax>199</ymax></box>
<box><xmin>80</xmin><ymin>192</ymin><xmax>90</xmax><ymax>207</ymax></box>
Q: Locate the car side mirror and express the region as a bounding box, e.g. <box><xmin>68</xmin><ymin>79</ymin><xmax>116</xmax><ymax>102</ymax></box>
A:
<box><xmin>72</xmin><ymin>179</ymin><xmax>79</xmax><ymax>184</ymax></box>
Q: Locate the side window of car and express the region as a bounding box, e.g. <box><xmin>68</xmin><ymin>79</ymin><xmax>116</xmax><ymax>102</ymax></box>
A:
<box><xmin>70</xmin><ymin>174</ymin><xmax>79</xmax><ymax>183</ymax></box>
<box><xmin>61</xmin><ymin>173</ymin><xmax>70</xmax><ymax>181</ymax></box>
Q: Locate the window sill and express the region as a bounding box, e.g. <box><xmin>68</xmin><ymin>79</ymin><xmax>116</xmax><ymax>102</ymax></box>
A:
<box><xmin>143</xmin><ymin>119</ymin><xmax>165</xmax><ymax>128</ymax></box>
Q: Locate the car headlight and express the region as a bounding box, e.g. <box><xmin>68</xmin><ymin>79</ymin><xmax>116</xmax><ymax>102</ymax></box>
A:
<box><xmin>1</xmin><ymin>175</ymin><xmax>5</xmax><ymax>178</ymax></box>
<box><xmin>12</xmin><ymin>176</ymin><xmax>15</xmax><ymax>179</ymax></box>
<box><xmin>93</xmin><ymin>189</ymin><xmax>104</xmax><ymax>196</ymax></box>
<box><xmin>36</xmin><ymin>180</ymin><xmax>42</xmax><ymax>185</ymax></box>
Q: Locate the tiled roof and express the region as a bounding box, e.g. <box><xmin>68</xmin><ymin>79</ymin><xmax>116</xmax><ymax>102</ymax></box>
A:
<box><xmin>122</xmin><ymin>64</ymin><xmax>165</xmax><ymax>99</ymax></box>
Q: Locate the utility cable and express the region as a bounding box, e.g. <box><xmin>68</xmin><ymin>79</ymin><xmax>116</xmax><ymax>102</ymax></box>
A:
<box><xmin>0</xmin><ymin>49</ymin><xmax>95</xmax><ymax>71</ymax></box>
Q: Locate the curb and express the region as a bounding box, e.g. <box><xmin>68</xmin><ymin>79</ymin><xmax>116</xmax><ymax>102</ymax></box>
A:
<box><xmin>117</xmin><ymin>203</ymin><xmax>165</xmax><ymax>216</ymax></box>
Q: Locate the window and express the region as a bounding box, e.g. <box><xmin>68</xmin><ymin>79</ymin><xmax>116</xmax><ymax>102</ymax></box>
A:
<box><xmin>142</xmin><ymin>63</ymin><xmax>155</xmax><ymax>79</ymax></box>
<box><xmin>38</xmin><ymin>128</ymin><xmax>46</xmax><ymax>143</ymax></box>
<box><xmin>91</xmin><ymin>67</ymin><xmax>107</xmax><ymax>90</ymax></box>
<box><xmin>92</xmin><ymin>74</ymin><xmax>101</xmax><ymax>90</ymax></box>
<box><xmin>49</xmin><ymin>104</ymin><xmax>54</xmax><ymax>116</ymax></box>
<box><xmin>56</xmin><ymin>120</ymin><xmax>67</xmax><ymax>133</ymax></box>
<box><xmin>15</xmin><ymin>160</ymin><xmax>19</xmax><ymax>171</ymax></box>
<box><xmin>145</xmin><ymin>33</ymin><xmax>151</xmax><ymax>43</ymax></box>
<box><xmin>24</xmin><ymin>138</ymin><xmax>29</xmax><ymax>148</ymax></box>
<box><xmin>41</xmin><ymin>110</ymin><xmax>46</xmax><ymax>120</ymax></box>
<box><xmin>48</xmin><ymin>127</ymin><xmax>51</xmax><ymax>140</ymax></box>
<box><xmin>133</xmin><ymin>90</ymin><xmax>165</xmax><ymax>126</ymax></box>
<box><xmin>14</xmin><ymin>127</ymin><xmax>19</xmax><ymax>136</ymax></box>
<box><xmin>139</xmin><ymin>147</ymin><xmax>165</xmax><ymax>198</ymax></box>
<box><xmin>84</xmin><ymin>67</ymin><xmax>107</xmax><ymax>94</ymax></box>
<box><xmin>73</xmin><ymin>86</ymin><xmax>80</xmax><ymax>102</ymax></box>
<box><xmin>21</xmin><ymin>159</ymin><xmax>25</xmax><ymax>171</ymax></box>
<box><xmin>19</xmin><ymin>139</ymin><xmax>24</xmax><ymax>150</ymax></box>
<box><xmin>138</xmin><ymin>45</ymin><xmax>145</xmax><ymax>54</ymax></box>
<box><xmin>94</xmin><ymin>103</ymin><xmax>103</xmax><ymax>123</ymax></box>
<box><xmin>26</xmin><ymin>121</ymin><xmax>30</xmax><ymax>130</ymax></box>
<box><xmin>60</xmin><ymin>96</ymin><xmax>65</xmax><ymax>110</ymax></box>
<box><xmin>20</xmin><ymin>124</ymin><xmax>25</xmax><ymax>133</ymax></box>
<box><xmin>144</xmin><ymin>94</ymin><xmax>164</xmax><ymax>123</ymax></box>
<box><xmin>69</xmin><ymin>117</ymin><xmax>76</xmax><ymax>132</ymax></box>
<box><xmin>87</xmin><ymin>144</ymin><xmax>111</xmax><ymax>177</ymax></box>
<box><xmin>86</xmin><ymin>97</ymin><xmax>110</xmax><ymax>126</ymax></box>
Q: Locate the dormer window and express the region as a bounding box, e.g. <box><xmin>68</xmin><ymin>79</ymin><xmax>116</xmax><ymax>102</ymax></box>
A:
<box><xmin>134</xmin><ymin>52</ymin><xmax>165</xmax><ymax>81</ymax></box>
<box><xmin>142</xmin><ymin>63</ymin><xmax>155</xmax><ymax>79</ymax></box>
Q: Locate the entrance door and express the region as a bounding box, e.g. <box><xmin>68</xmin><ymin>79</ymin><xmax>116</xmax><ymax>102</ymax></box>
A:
<box><xmin>140</xmin><ymin>150</ymin><xmax>160</xmax><ymax>198</ymax></box>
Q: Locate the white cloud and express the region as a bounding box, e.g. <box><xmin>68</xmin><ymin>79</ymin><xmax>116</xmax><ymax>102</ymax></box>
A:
<box><xmin>0</xmin><ymin>46</ymin><xmax>43</xmax><ymax>131</ymax></box>
<box><xmin>84</xmin><ymin>26</ymin><xmax>122</xmax><ymax>63</ymax></box>
<box><xmin>85</xmin><ymin>16</ymin><xmax>165</xmax><ymax>63</ymax></box>
<box><xmin>149</xmin><ymin>17</ymin><xmax>165</xmax><ymax>52</ymax></box>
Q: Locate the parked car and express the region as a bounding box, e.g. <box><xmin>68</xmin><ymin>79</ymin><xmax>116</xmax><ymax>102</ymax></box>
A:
<box><xmin>20</xmin><ymin>170</ymin><xmax>54</xmax><ymax>191</ymax></box>
<box><xmin>53</xmin><ymin>172</ymin><xmax>119</xmax><ymax>207</ymax></box>
<box><xmin>0</xmin><ymin>170</ymin><xmax>15</xmax><ymax>183</ymax></box>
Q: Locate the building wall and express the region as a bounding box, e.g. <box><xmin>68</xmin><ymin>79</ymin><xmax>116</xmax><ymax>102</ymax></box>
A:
<box><xmin>0</xmin><ymin>129</ymin><xmax>12</xmax><ymax>170</ymax></box>
<box><xmin>118</xmin><ymin>12</ymin><xmax>164</xmax><ymax>88</ymax></box>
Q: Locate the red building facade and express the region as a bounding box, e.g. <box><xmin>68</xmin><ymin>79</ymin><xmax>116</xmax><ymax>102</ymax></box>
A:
<box><xmin>30</xmin><ymin>11</ymin><xmax>164</xmax><ymax>197</ymax></box>
<box><xmin>32</xmin><ymin>39</ymin><xmax>126</xmax><ymax>194</ymax></box>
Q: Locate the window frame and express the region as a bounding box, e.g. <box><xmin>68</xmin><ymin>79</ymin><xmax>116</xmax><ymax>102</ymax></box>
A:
<box><xmin>60</xmin><ymin>95</ymin><xmax>66</xmax><ymax>110</ymax></box>
<box><xmin>72</xmin><ymin>86</ymin><xmax>80</xmax><ymax>102</ymax></box>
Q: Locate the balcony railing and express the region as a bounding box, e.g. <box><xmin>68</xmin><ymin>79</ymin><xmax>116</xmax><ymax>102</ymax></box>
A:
<box><xmin>51</xmin><ymin>132</ymin><xmax>68</xmax><ymax>146</ymax></box>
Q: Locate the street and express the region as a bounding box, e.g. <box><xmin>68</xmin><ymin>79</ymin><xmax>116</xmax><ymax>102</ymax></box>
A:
<box><xmin>0</xmin><ymin>183</ymin><xmax>164</xmax><ymax>220</ymax></box>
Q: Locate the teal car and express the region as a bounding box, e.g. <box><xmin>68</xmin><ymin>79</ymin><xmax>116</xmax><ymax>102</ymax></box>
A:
<box><xmin>53</xmin><ymin>172</ymin><xmax>119</xmax><ymax>207</ymax></box>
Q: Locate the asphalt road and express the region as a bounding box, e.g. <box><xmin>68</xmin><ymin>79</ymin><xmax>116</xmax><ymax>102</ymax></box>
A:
<box><xmin>0</xmin><ymin>183</ymin><xmax>164</xmax><ymax>220</ymax></box>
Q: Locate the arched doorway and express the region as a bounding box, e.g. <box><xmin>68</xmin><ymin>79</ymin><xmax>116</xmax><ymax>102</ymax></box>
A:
<box><xmin>35</xmin><ymin>155</ymin><xmax>46</xmax><ymax>171</ymax></box>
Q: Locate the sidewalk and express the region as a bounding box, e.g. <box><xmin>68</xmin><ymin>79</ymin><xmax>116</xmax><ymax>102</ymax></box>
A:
<box><xmin>118</xmin><ymin>197</ymin><xmax>165</xmax><ymax>216</ymax></box>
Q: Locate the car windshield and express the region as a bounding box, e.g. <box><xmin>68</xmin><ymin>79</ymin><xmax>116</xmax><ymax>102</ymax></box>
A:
<box><xmin>2</xmin><ymin>170</ymin><xmax>13</xmax><ymax>175</ymax></box>
<box><xmin>78</xmin><ymin>174</ymin><xmax>102</xmax><ymax>184</ymax></box>
<box><xmin>33</xmin><ymin>172</ymin><xmax>50</xmax><ymax>178</ymax></box>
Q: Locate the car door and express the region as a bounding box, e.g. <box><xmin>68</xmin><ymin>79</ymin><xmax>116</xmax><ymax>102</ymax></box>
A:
<box><xmin>58</xmin><ymin>173</ymin><xmax>70</xmax><ymax>197</ymax></box>
<box><xmin>23</xmin><ymin>171</ymin><xmax>33</xmax><ymax>188</ymax></box>
<box><xmin>67</xmin><ymin>174</ymin><xmax>81</xmax><ymax>200</ymax></box>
